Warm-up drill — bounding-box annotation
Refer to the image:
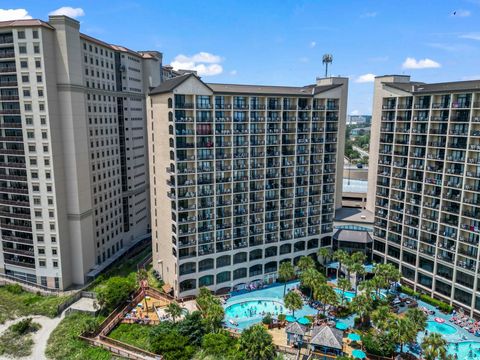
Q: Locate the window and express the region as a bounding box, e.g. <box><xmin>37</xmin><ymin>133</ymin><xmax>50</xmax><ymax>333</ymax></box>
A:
<box><xmin>35</xmin><ymin>59</ymin><xmax>41</xmax><ymax>68</ymax></box>
<box><xmin>24</xmin><ymin>103</ymin><xmax>32</xmax><ymax>111</ymax></box>
<box><xmin>38</xmin><ymin>248</ymin><xmax>45</xmax><ymax>255</ymax></box>
<box><xmin>25</xmin><ymin>117</ymin><xmax>33</xmax><ymax>125</ymax></box>
<box><xmin>33</xmin><ymin>44</ymin><xmax>40</xmax><ymax>54</ymax></box>
<box><xmin>53</xmin><ymin>260</ymin><xmax>58</xmax><ymax>268</ymax></box>
<box><xmin>23</xmin><ymin>89</ymin><xmax>31</xmax><ymax>97</ymax></box>
<box><xmin>52</xmin><ymin>248</ymin><xmax>57</xmax><ymax>256</ymax></box>
<box><xmin>21</xmin><ymin>74</ymin><xmax>29</xmax><ymax>83</ymax></box>
<box><xmin>36</xmin><ymin>74</ymin><xmax>42</xmax><ymax>82</ymax></box>
<box><xmin>28</xmin><ymin>144</ymin><xmax>36</xmax><ymax>152</ymax></box>
<box><xmin>38</xmin><ymin>89</ymin><xmax>44</xmax><ymax>97</ymax></box>
<box><xmin>32</xmin><ymin>30</ymin><xmax>39</xmax><ymax>39</ymax></box>
<box><xmin>39</xmin><ymin>260</ymin><xmax>46</xmax><ymax>267</ymax></box>
<box><xmin>20</xmin><ymin>60</ymin><xmax>28</xmax><ymax>69</ymax></box>
<box><xmin>19</xmin><ymin>45</ymin><xmax>27</xmax><ymax>54</ymax></box>
<box><xmin>18</xmin><ymin>30</ymin><xmax>25</xmax><ymax>39</ymax></box>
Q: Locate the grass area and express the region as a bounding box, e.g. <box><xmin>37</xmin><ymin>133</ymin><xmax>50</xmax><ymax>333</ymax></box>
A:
<box><xmin>89</xmin><ymin>246</ymin><xmax>151</xmax><ymax>293</ymax></box>
<box><xmin>108</xmin><ymin>323</ymin><xmax>152</xmax><ymax>351</ymax></box>
<box><xmin>0</xmin><ymin>284</ymin><xmax>69</xmax><ymax>324</ymax></box>
<box><xmin>0</xmin><ymin>318</ymin><xmax>41</xmax><ymax>358</ymax></box>
<box><xmin>45</xmin><ymin>312</ymin><xmax>115</xmax><ymax>360</ymax></box>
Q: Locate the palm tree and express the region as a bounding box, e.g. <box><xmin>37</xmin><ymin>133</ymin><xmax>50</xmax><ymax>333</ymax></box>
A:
<box><xmin>300</xmin><ymin>267</ymin><xmax>325</xmax><ymax>298</ymax></box>
<box><xmin>297</xmin><ymin>256</ymin><xmax>315</xmax><ymax>273</ymax></box>
<box><xmin>370</xmin><ymin>305</ymin><xmax>393</xmax><ymax>332</ymax></box>
<box><xmin>333</xmin><ymin>249</ymin><xmax>349</xmax><ymax>280</ymax></box>
<box><xmin>390</xmin><ymin>317</ymin><xmax>416</xmax><ymax>353</ymax></box>
<box><xmin>237</xmin><ymin>324</ymin><xmax>276</xmax><ymax>360</ymax></box>
<box><xmin>317</xmin><ymin>247</ymin><xmax>332</xmax><ymax>276</ymax></box>
<box><xmin>337</xmin><ymin>278</ymin><xmax>351</xmax><ymax>305</ymax></box>
<box><xmin>421</xmin><ymin>332</ymin><xmax>448</xmax><ymax>360</ymax></box>
<box><xmin>349</xmin><ymin>261</ymin><xmax>365</xmax><ymax>295</ymax></box>
<box><xmin>165</xmin><ymin>301</ymin><xmax>183</xmax><ymax>323</ymax></box>
<box><xmin>284</xmin><ymin>291</ymin><xmax>303</xmax><ymax>317</ymax></box>
<box><xmin>405</xmin><ymin>307</ymin><xmax>427</xmax><ymax>332</ymax></box>
<box><xmin>350</xmin><ymin>293</ymin><xmax>373</xmax><ymax>327</ymax></box>
<box><xmin>278</xmin><ymin>261</ymin><xmax>295</xmax><ymax>296</ymax></box>
<box><xmin>313</xmin><ymin>283</ymin><xmax>338</xmax><ymax>316</ymax></box>
<box><xmin>358</xmin><ymin>278</ymin><xmax>376</xmax><ymax>299</ymax></box>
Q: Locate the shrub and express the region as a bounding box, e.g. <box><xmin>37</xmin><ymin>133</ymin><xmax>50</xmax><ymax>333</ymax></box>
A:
<box><xmin>10</xmin><ymin>318</ymin><xmax>40</xmax><ymax>335</ymax></box>
<box><xmin>96</xmin><ymin>274</ymin><xmax>136</xmax><ymax>312</ymax></box>
<box><xmin>362</xmin><ymin>332</ymin><xmax>395</xmax><ymax>357</ymax></box>
<box><xmin>4</xmin><ymin>283</ymin><xmax>23</xmax><ymax>295</ymax></box>
<box><xmin>262</xmin><ymin>313</ymin><xmax>273</xmax><ymax>325</ymax></box>
<box><xmin>278</xmin><ymin>313</ymin><xmax>286</xmax><ymax>322</ymax></box>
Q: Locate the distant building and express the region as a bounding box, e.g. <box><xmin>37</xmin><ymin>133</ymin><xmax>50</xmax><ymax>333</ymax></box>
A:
<box><xmin>350</xmin><ymin>126</ymin><xmax>370</xmax><ymax>137</ymax></box>
<box><xmin>348</xmin><ymin>115</ymin><xmax>371</xmax><ymax>125</ymax></box>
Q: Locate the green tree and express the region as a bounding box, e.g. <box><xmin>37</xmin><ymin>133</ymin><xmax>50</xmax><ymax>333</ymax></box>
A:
<box><xmin>278</xmin><ymin>261</ymin><xmax>295</xmax><ymax>296</ymax></box>
<box><xmin>165</xmin><ymin>301</ymin><xmax>183</xmax><ymax>323</ymax></box>
<box><xmin>317</xmin><ymin>247</ymin><xmax>332</xmax><ymax>276</ymax></box>
<box><xmin>149</xmin><ymin>326</ymin><xmax>195</xmax><ymax>360</ymax></box>
<box><xmin>96</xmin><ymin>275</ymin><xmax>136</xmax><ymax>312</ymax></box>
<box><xmin>236</xmin><ymin>324</ymin><xmax>276</xmax><ymax>360</ymax></box>
<box><xmin>284</xmin><ymin>291</ymin><xmax>303</xmax><ymax>317</ymax></box>
<box><xmin>196</xmin><ymin>287</ymin><xmax>225</xmax><ymax>332</ymax></box>
<box><xmin>136</xmin><ymin>268</ymin><xmax>148</xmax><ymax>284</ymax></box>
<box><xmin>297</xmin><ymin>256</ymin><xmax>315</xmax><ymax>272</ymax></box>
<box><xmin>350</xmin><ymin>293</ymin><xmax>373</xmax><ymax>327</ymax></box>
<box><xmin>333</xmin><ymin>249</ymin><xmax>349</xmax><ymax>280</ymax></box>
<box><xmin>390</xmin><ymin>317</ymin><xmax>416</xmax><ymax>353</ymax></box>
<box><xmin>337</xmin><ymin>278</ymin><xmax>351</xmax><ymax>305</ymax></box>
<box><xmin>177</xmin><ymin>310</ymin><xmax>207</xmax><ymax>346</ymax></box>
<box><xmin>201</xmin><ymin>330</ymin><xmax>237</xmax><ymax>358</ymax></box>
<box><xmin>370</xmin><ymin>305</ymin><xmax>394</xmax><ymax>333</ymax></box>
<box><xmin>313</xmin><ymin>283</ymin><xmax>338</xmax><ymax>316</ymax></box>
<box><xmin>358</xmin><ymin>278</ymin><xmax>376</xmax><ymax>299</ymax></box>
<box><xmin>421</xmin><ymin>332</ymin><xmax>449</xmax><ymax>360</ymax></box>
<box><xmin>374</xmin><ymin>263</ymin><xmax>400</xmax><ymax>295</ymax></box>
<box><xmin>405</xmin><ymin>307</ymin><xmax>427</xmax><ymax>333</ymax></box>
<box><xmin>81</xmin><ymin>317</ymin><xmax>100</xmax><ymax>336</ymax></box>
<box><xmin>300</xmin><ymin>267</ymin><xmax>325</xmax><ymax>298</ymax></box>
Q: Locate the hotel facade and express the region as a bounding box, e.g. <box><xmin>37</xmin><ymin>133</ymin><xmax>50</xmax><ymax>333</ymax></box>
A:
<box><xmin>0</xmin><ymin>16</ymin><xmax>160</xmax><ymax>290</ymax></box>
<box><xmin>148</xmin><ymin>74</ymin><xmax>348</xmax><ymax>297</ymax></box>
<box><xmin>368</xmin><ymin>75</ymin><xmax>480</xmax><ymax>316</ymax></box>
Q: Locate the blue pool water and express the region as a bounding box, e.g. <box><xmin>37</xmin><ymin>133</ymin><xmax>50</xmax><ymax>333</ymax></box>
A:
<box><xmin>225</xmin><ymin>300</ymin><xmax>286</xmax><ymax>321</ymax></box>
<box><xmin>426</xmin><ymin>321</ymin><xmax>457</xmax><ymax>335</ymax></box>
<box><xmin>447</xmin><ymin>341</ymin><xmax>480</xmax><ymax>359</ymax></box>
<box><xmin>334</xmin><ymin>288</ymin><xmax>356</xmax><ymax>302</ymax></box>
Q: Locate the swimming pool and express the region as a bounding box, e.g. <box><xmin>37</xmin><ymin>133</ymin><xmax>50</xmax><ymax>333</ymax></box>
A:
<box><xmin>447</xmin><ymin>341</ymin><xmax>480</xmax><ymax>359</ymax></box>
<box><xmin>334</xmin><ymin>288</ymin><xmax>356</xmax><ymax>302</ymax></box>
<box><xmin>426</xmin><ymin>321</ymin><xmax>457</xmax><ymax>335</ymax></box>
<box><xmin>225</xmin><ymin>300</ymin><xmax>286</xmax><ymax>321</ymax></box>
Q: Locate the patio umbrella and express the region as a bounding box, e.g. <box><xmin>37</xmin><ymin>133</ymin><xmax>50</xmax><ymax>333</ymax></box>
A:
<box><xmin>335</xmin><ymin>321</ymin><xmax>348</xmax><ymax>330</ymax></box>
<box><xmin>286</xmin><ymin>315</ymin><xmax>296</xmax><ymax>322</ymax></box>
<box><xmin>352</xmin><ymin>349</ymin><xmax>366</xmax><ymax>359</ymax></box>
<box><xmin>348</xmin><ymin>333</ymin><xmax>361</xmax><ymax>342</ymax></box>
<box><xmin>297</xmin><ymin>317</ymin><xmax>310</xmax><ymax>325</ymax></box>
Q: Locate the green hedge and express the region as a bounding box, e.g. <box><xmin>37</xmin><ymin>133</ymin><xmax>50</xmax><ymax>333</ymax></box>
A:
<box><xmin>399</xmin><ymin>286</ymin><xmax>453</xmax><ymax>313</ymax></box>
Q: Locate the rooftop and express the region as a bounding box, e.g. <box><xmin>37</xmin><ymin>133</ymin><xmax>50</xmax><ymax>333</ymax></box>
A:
<box><xmin>384</xmin><ymin>79</ymin><xmax>480</xmax><ymax>94</ymax></box>
<box><xmin>334</xmin><ymin>229</ymin><xmax>373</xmax><ymax>244</ymax></box>
<box><xmin>309</xmin><ymin>325</ymin><xmax>343</xmax><ymax>349</ymax></box>
<box><xmin>334</xmin><ymin>207</ymin><xmax>374</xmax><ymax>224</ymax></box>
<box><xmin>149</xmin><ymin>72</ymin><xmax>345</xmax><ymax>96</ymax></box>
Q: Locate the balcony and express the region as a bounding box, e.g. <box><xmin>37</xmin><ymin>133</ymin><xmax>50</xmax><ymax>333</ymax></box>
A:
<box><xmin>4</xmin><ymin>258</ymin><xmax>35</xmax><ymax>268</ymax></box>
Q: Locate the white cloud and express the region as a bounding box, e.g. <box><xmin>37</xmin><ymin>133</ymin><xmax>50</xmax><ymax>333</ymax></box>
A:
<box><xmin>402</xmin><ymin>57</ymin><xmax>441</xmax><ymax>69</ymax></box>
<box><xmin>309</xmin><ymin>41</ymin><xmax>316</xmax><ymax>48</ymax></box>
<box><xmin>230</xmin><ymin>70</ymin><xmax>237</xmax><ymax>76</ymax></box>
<box><xmin>452</xmin><ymin>9</ymin><xmax>471</xmax><ymax>17</ymax></box>
<box><xmin>460</xmin><ymin>32</ymin><xmax>480</xmax><ymax>40</ymax></box>
<box><xmin>171</xmin><ymin>52</ymin><xmax>224</xmax><ymax>76</ymax></box>
<box><xmin>355</xmin><ymin>73</ymin><xmax>376</xmax><ymax>83</ymax></box>
<box><xmin>350</xmin><ymin>110</ymin><xmax>360</xmax><ymax>116</ymax></box>
<box><xmin>0</xmin><ymin>9</ymin><xmax>32</xmax><ymax>21</ymax></box>
<box><xmin>361</xmin><ymin>11</ymin><xmax>377</xmax><ymax>18</ymax></box>
<box><xmin>49</xmin><ymin>7</ymin><xmax>85</xmax><ymax>18</ymax></box>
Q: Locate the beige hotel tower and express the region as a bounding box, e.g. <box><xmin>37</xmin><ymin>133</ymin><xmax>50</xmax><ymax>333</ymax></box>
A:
<box><xmin>0</xmin><ymin>16</ymin><xmax>160</xmax><ymax>290</ymax></box>
<box><xmin>369</xmin><ymin>75</ymin><xmax>480</xmax><ymax>316</ymax></box>
<box><xmin>148</xmin><ymin>74</ymin><xmax>348</xmax><ymax>297</ymax></box>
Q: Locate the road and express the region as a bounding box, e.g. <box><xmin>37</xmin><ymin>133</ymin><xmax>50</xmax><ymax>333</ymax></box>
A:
<box><xmin>352</xmin><ymin>145</ymin><xmax>369</xmax><ymax>158</ymax></box>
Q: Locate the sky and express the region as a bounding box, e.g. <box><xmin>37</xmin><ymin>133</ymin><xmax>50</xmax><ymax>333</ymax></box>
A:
<box><xmin>3</xmin><ymin>0</ymin><xmax>480</xmax><ymax>115</ymax></box>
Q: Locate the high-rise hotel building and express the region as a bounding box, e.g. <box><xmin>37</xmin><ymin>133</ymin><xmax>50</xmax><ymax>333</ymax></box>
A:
<box><xmin>369</xmin><ymin>75</ymin><xmax>480</xmax><ymax>316</ymax></box>
<box><xmin>0</xmin><ymin>16</ymin><xmax>160</xmax><ymax>290</ymax></box>
<box><xmin>148</xmin><ymin>74</ymin><xmax>348</xmax><ymax>297</ymax></box>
